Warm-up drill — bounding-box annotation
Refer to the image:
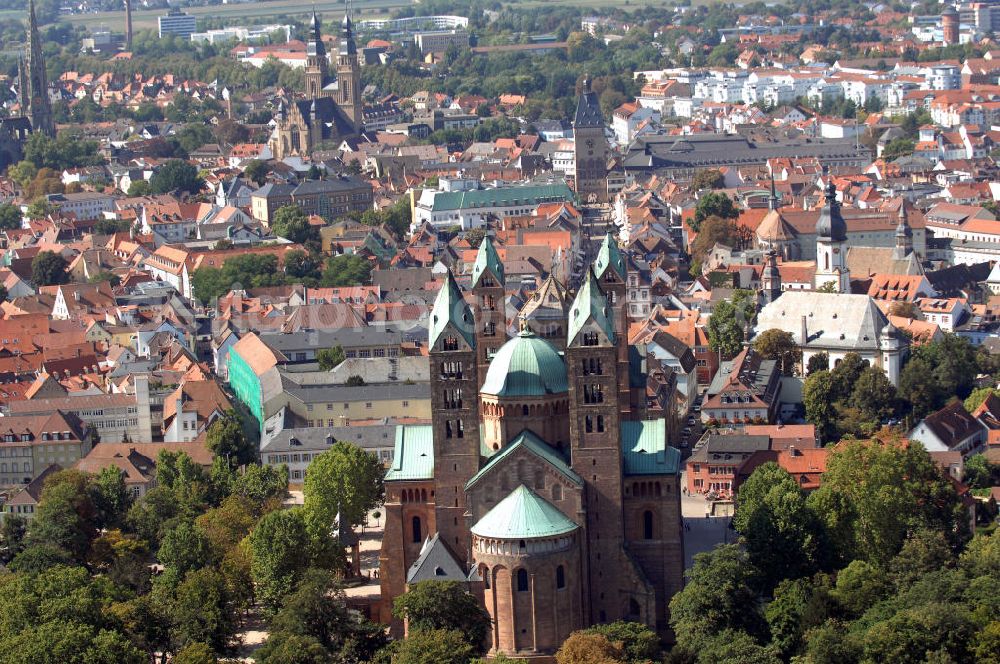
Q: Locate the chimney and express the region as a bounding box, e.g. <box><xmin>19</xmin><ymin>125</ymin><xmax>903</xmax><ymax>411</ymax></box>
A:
<box><xmin>800</xmin><ymin>315</ymin><xmax>807</xmax><ymax>345</ymax></box>
<box><xmin>789</xmin><ymin>445</ymin><xmax>799</xmax><ymax>456</ymax></box>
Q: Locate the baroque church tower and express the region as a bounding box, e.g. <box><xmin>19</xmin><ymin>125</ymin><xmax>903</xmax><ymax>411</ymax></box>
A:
<box><xmin>572</xmin><ymin>77</ymin><xmax>609</xmax><ymax>204</ymax></box>
<box><xmin>379</xmin><ymin>238</ymin><xmax>685</xmax><ymax>657</ymax></box>
<box><xmin>23</xmin><ymin>0</ymin><xmax>55</xmax><ymax>137</ymax></box>
<box><xmin>813</xmin><ymin>179</ymin><xmax>850</xmax><ymax>293</ymax></box>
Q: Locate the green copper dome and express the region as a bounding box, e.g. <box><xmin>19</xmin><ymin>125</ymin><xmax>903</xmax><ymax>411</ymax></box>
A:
<box><xmin>471</xmin><ymin>485</ymin><xmax>579</xmax><ymax>540</ymax></box>
<box><xmin>480</xmin><ymin>329</ymin><xmax>567</xmax><ymax>397</ymax></box>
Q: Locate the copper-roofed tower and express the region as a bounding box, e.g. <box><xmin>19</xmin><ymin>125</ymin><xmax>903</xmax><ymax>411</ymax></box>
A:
<box><xmin>427</xmin><ymin>270</ymin><xmax>481</xmax><ymax>562</ymax></box>
<box><xmin>813</xmin><ymin>178</ymin><xmax>850</xmax><ymax>293</ymax></box>
<box><xmin>471</xmin><ymin>235</ymin><xmax>507</xmax><ymax>383</ymax></box>
<box><xmin>24</xmin><ymin>0</ymin><xmax>54</xmax><ymax>137</ymax></box>
<box><xmin>572</xmin><ymin>76</ymin><xmax>609</xmax><ymax>204</ymax></box>
<box><xmin>592</xmin><ymin>232</ymin><xmax>631</xmax><ymax>411</ymax></box>
<box><xmin>336</xmin><ymin>4</ymin><xmax>362</xmax><ymax>132</ymax></box>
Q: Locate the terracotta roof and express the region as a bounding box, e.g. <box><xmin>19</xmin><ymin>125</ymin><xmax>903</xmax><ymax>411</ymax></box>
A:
<box><xmin>230</xmin><ymin>332</ymin><xmax>286</xmax><ymax>375</ymax></box>
<box><xmin>162</xmin><ymin>379</ymin><xmax>231</xmax><ymax>425</ymax></box>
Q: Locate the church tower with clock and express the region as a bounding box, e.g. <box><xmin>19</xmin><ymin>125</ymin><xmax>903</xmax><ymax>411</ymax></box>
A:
<box><xmin>572</xmin><ymin>77</ymin><xmax>609</xmax><ymax>204</ymax></box>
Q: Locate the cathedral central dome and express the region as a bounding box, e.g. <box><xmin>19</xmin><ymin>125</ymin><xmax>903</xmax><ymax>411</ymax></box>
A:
<box><xmin>480</xmin><ymin>329</ymin><xmax>568</xmax><ymax>397</ymax></box>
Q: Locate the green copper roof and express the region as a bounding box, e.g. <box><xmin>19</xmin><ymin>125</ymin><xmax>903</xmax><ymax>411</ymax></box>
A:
<box><xmin>385</xmin><ymin>425</ymin><xmax>434</xmax><ymax>481</ymax></box>
<box><xmin>471</xmin><ymin>485</ymin><xmax>579</xmax><ymax>540</ymax></box>
<box><xmin>480</xmin><ymin>329</ymin><xmax>567</xmax><ymax>397</ymax></box>
<box><xmin>427</xmin><ymin>183</ymin><xmax>574</xmax><ymax>212</ymax></box>
<box><xmin>621</xmin><ymin>419</ymin><xmax>681</xmax><ymax>476</ymax></box>
<box><xmin>567</xmin><ymin>269</ymin><xmax>615</xmax><ymax>347</ymax></box>
<box><xmin>429</xmin><ymin>271</ymin><xmax>475</xmax><ymax>350</ymax></box>
<box><xmin>471</xmin><ymin>235</ymin><xmax>504</xmax><ymax>288</ymax></box>
<box><xmin>466</xmin><ymin>429</ymin><xmax>582</xmax><ymax>491</ymax></box>
<box><xmin>593</xmin><ymin>233</ymin><xmax>626</xmax><ymax>282</ymax></box>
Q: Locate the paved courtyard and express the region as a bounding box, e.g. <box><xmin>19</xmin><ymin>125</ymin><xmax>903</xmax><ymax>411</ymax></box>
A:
<box><xmin>679</xmin><ymin>471</ymin><xmax>735</xmax><ymax>573</ymax></box>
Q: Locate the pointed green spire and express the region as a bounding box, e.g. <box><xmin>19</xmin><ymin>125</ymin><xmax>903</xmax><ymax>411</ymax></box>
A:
<box><xmin>567</xmin><ymin>269</ymin><xmax>615</xmax><ymax>347</ymax></box>
<box><xmin>593</xmin><ymin>232</ymin><xmax>626</xmax><ymax>282</ymax></box>
<box><xmin>471</xmin><ymin>234</ymin><xmax>504</xmax><ymax>288</ymax></box>
<box><xmin>429</xmin><ymin>270</ymin><xmax>476</xmax><ymax>350</ymax></box>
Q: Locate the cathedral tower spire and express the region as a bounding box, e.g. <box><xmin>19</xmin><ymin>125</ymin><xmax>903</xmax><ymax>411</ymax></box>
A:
<box><xmin>304</xmin><ymin>9</ymin><xmax>330</xmax><ymax>98</ymax></box>
<box><xmin>24</xmin><ymin>0</ymin><xmax>55</xmax><ymax>137</ymax></box>
<box><xmin>336</xmin><ymin>2</ymin><xmax>362</xmax><ymax>131</ymax></box>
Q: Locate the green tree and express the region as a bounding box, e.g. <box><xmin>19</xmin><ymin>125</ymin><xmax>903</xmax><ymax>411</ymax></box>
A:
<box><xmin>0</xmin><ymin>514</ymin><xmax>26</xmax><ymax>564</ymax></box>
<box><xmin>698</xmin><ymin>629</ymin><xmax>781</xmax><ymax>664</ymax></box>
<box><xmin>692</xmin><ymin>191</ymin><xmax>739</xmax><ymax>230</ymax></box>
<box><xmin>26</xmin><ymin>470</ymin><xmax>97</xmax><ymax>563</ymax></box>
<box><xmin>283</xmin><ymin>250</ymin><xmax>320</xmax><ymax>280</ymax></box>
<box><xmin>91</xmin><ymin>465</ymin><xmax>131</xmax><ymax>529</ymax></box>
<box><xmin>255</xmin><ymin>633</ymin><xmax>330</xmax><ymax>664</ymax></box>
<box><xmin>232</xmin><ymin>464</ymin><xmax>288</xmax><ymax>505</ymax></box>
<box><xmin>249</xmin><ymin>507</ymin><xmax>314</xmax><ymax>611</ymax></box>
<box><xmin>158</xmin><ymin>520</ymin><xmax>216</xmax><ymax>577</ymax></box>
<box><xmin>7</xmin><ymin>160</ymin><xmax>38</xmax><ymax>187</ymax></box>
<box><xmin>321</xmin><ymin>254</ymin><xmax>372</xmax><ymax>286</ymax></box>
<box><xmin>669</xmin><ymin>545</ymin><xmax>767</xmax><ymax>654</ymax></box>
<box><xmin>734</xmin><ymin>463</ymin><xmax>824</xmax><ymax>590</ymax></box>
<box><xmin>0</xmin><ymin>203</ymin><xmax>22</xmax><ymax>230</ymax></box>
<box><xmin>173</xmin><ymin>642</ymin><xmax>218</xmax><ymax>664</ymax></box>
<box><xmin>149</xmin><ymin>160</ymin><xmax>203</xmax><ymax>195</ymax></box>
<box><xmin>390</xmin><ymin>628</ymin><xmax>476</xmax><ymax>664</ymax></box>
<box><xmin>583</xmin><ymin>622</ymin><xmax>659</xmax><ymax>663</ymax></box>
<box><xmin>861</xmin><ymin>602</ymin><xmax>977</xmax><ymax>664</ymax></box>
<box><xmin>30</xmin><ymin>250</ymin><xmax>69</xmax><ymax>286</ymax></box>
<box><xmin>963</xmin><ymin>454</ymin><xmax>999</xmax><ymax>489</ymax></box>
<box><xmin>393</xmin><ymin>580</ymin><xmax>491</xmax><ymax>652</ymax></box>
<box><xmin>849</xmin><ymin>366</ymin><xmax>897</xmax><ymax>427</ymax></box>
<box><xmin>753</xmin><ymin>329</ymin><xmax>801</xmax><ymax>376</ymax></box>
<box><xmin>806</xmin><ymin>352</ymin><xmax>829</xmax><ymax>375</ymax></box>
<box><xmin>964</xmin><ymin>386</ymin><xmax>1000</xmax><ymax>413</ymax></box>
<box><xmin>806</xmin><ymin>437</ymin><xmax>967</xmax><ymax>566</ymax></box>
<box><xmin>304</xmin><ymin>442</ymin><xmax>384</xmax><ymax>540</ymax></box>
<box><xmin>205</xmin><ymin>411</ymin><xmax>256</xmax><ymax>467</ymax></box>
<box><xmin>127</xmin><ymin>180</ymin><xmax>151</xmax><ymax>197</ymax></box>
<box><xmin>317</xmin><ymin>345</ymin><xmax>346</xmax><ymax>371</ymax></box>
<box><xmin>242</xmin><ymin>160</ymin><xmax>268</xmax><ymax>185</ymax></box>
<box><xmin>765</xmin><ymin>577</ymin><xmax>833</xmax><ymax>659</ymax></box>
<box><xmin>93</xmin><ymin>218</ymin><xmax>133</xmax><ymax>236</ymax></box>
<box><xmin>882</xmin><ymin>137</ymin><xmax>915</xmax><ymax>160</ymax></box>
<box><xmin>269</xmin><ymin>568</ymin><xmax>387</xmax><ymax>661</ymax></box>
<box><xmin>125</xmin><ymin>485</ymin><xmax>180</xmax><ymax>548</ymax></box>
<box><xmin>26</xmin><ymin>197</ymin><xmax>55</xmax><ymax>219</ymax></box>
<box><xmin>898</xmin><ymin>356</ymin><xmax>940</xmax><ymax>420</ymax></box>
<box><xmin>831</xmin><ymin>559</ymin><xmax>891</xmax><ymax>617</ymax></box>
<box><xmin>829</xmin><ymin>352</ymin><xmax>866</xmax><ymax>401</ymax></box>
<box><xmin>271</xmin><ymin>205</ymin><xmax>314</xmax><ymax>244</ymax></box>
<box><xmin>169</xmin><ymin>567</ymin><xmax>236</xmax><ymax>654</ymax></box>
<box><xmin>708</xmin><ymin>290</ymin><xmax>755</xmax><ymax>359</ymax></box>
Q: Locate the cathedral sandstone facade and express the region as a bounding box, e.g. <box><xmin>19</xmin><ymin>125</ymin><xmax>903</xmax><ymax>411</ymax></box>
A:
<box><xmin>378</xmin><ymin>235</ymin><xmax>684</xmax><ymax>660</ymax></box>
<box><xmin>269</xmin><ymin>11</ymin><xmax>361</xmax><ymax>160</ymax></box>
